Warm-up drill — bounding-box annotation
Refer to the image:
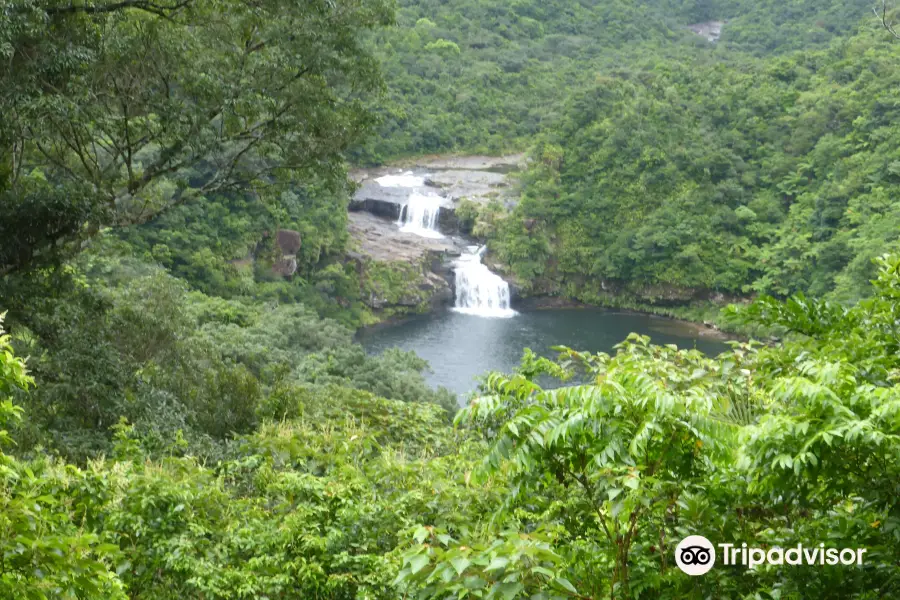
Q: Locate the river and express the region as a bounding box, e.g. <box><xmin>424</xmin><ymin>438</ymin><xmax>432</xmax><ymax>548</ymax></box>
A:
<box><xmin>358</xmin><ymin>308</ymin><xmax>729</xmax><ymax>397</ymax></box>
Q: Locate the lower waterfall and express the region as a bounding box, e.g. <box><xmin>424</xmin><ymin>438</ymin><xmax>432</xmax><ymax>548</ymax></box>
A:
<box><xmin>397</xmin><ymin>193</ymin><xmax>444</xmax><ymax>238</ymax></box>
<box><xmin>452</xmin><ymin>246</ymin><xmax>517</xmax><ymax>318</ymax></box>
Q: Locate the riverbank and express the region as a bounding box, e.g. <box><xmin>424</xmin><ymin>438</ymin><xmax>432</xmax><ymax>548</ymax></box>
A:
<box><xmin>513</xmin><ymin>287</ymin><xmax>776</xmax><ymax>339</ymax></box>
<box><xmin>508</xmin><ymin>295</ymin><xmax>741</xmax><ymax>341</ymax></box>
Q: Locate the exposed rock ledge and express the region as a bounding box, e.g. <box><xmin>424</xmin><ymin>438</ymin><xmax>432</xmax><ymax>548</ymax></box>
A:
<box><xmin>349</xmin><ymin>153</ymin><xmax>525</xmax><ymax>238</ymax></box>
<box><xmin>391</xmin><ymin>153</ymin><xmax>526</xmax><ymax>171</ymax></box>
<box><xmin>347</xmin><ymin>211</ymin><xmax>463</xmax><ymax>262</ymax></box>
<box><xmin>346</xmin><ymin>212</ymin><xmax>464</xmax><ymax>323</ymax></box>
<box><xmin>688</xmin><ymin>21</ymin><xmax>725</xmax><ymax>43</ymax></box>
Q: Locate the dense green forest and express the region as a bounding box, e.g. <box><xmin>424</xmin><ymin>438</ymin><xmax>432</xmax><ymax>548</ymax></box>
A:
<box><xmin>3</xmin><ymin>261</ymin><xmax>900</xmax><ymax>598</ymax></box>
<box><xmin>2</xmin><ymin>0</ymin><xmax>900</xmax><ymax>598</ymax></box>
<box><xmin>355</xmin><ymin>0</ymin><xmax>874</xmax><ymax>160</ymax></box>
<box><xmin>490</xmin><ymin>25</ymin><xmax>900</xmax><ymax>305</ymax></box>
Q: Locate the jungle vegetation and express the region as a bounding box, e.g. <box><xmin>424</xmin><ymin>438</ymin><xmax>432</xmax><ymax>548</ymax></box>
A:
<box><xmin>1</xmin><ymin>0</ymin><xmax>900</xmax><ymax>599</ymax></box>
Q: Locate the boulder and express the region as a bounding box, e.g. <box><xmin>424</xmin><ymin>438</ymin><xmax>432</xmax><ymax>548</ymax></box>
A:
<box><xmin>276</xmin><ymin>229</ymin><xmax>301</xmax><ymax>255</ymax></box>
<box><xmin>272</xmin><ymin>256</ymin><xmax>298</xmax><ymax>278</ymax></box>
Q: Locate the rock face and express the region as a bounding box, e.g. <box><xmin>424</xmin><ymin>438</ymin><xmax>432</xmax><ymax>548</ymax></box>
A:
<box><xmin>272</xmin><ymin>256</ymin><xmax>298</xmax><ymax>278</ymax></box>
<box><xmin>399</xmin><ymin>154</ymin><xmax>526</xmax><ymax>171</ymax></box>
<box><xmin>272</xmin><ymin>229</ymin><xmax>301</xmax><ymax>278</ymax></box>
<box><xmin>347</xmin><ymin>211</ymin><xmax>464</xmax><ymax>321</ymax></box>
<box><xmin>276</xmin><ymin>229</ymin><xmax>301</xmax><ymax>255</ymax></box>
<box><xmin>347</xmin><ymin>212</ymin><xmax>462</xmax><ymax>262</ymax></box>
<box><xmin>348</xmin><ymin>196</ymin><xmax>403</xmax><ymax>221</ymax></box>
<box><xmin>427</xmin><ymin>169</ymin><xmax>513</xmax><ymax>206</ymax></box>
<box><xmin>688</xmin><ymin>21</ymin><xmax>725</xmax><ymax>43</ymax></box>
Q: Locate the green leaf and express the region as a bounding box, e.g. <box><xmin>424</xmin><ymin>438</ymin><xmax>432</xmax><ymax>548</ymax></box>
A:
<box><xmin>485</xmin><ymin>556</ymin><xmax>510</xmax><ymax>572</ymax></box>
<box><xmin>554</xmin><ymin>577</ymin><xmax>578</xmax><ymax>594</ymax></box>
<box><xmin>450</xmin><ymin>556</ymin><xmax>471</xmax><ymax>576</ymax></box>
<box><xmin>495</xmin><ymin>581</ymin><xmax>524</xmax><ymax>600</ymax></box>
<box><xmin>413</xmin><ymin>526</ymin><xmax>430</xmax><ymax>544</ymax></box>
<box><xmin>408</xmin><ymin>553</ymin><xmax>430</xmax><ymax>575</ymax></box>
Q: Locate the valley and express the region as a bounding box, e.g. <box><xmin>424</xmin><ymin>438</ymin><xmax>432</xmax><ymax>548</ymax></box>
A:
<box><xmin>1</xmin><ymin>1</ymin><xmax>899</xmax><ymax>599</ymax></box>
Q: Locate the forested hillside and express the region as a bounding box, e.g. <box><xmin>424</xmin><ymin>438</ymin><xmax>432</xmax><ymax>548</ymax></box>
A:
<box><xmin>491</xmin><ymin>25</ymin><xmax>900</xmax><ymax>304</ymax></box>
<box><xmin>357</xmin><ymin>0</ymin><xmax>900</xmax><ymax>306</ymax></box>
<box><xmin>355</xmin><ymin>0</ymin><xmax>873</xmax><ymax>160</ymax></box>
<box><xmin>2</xmin><ymin>0</ymin><xmax>900</xmax><ymax>599</ymax></box>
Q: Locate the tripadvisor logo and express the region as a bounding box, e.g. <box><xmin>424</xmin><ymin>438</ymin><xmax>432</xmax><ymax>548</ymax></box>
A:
<box><xmin>675</xmin><ymin>535</ymin><xmax>716</xmax><ymax>575</ymax></box>
<box><xmin>675</xmin><ymin>535</ymin><xmax>868</xmax><ymax>576</ymax></box>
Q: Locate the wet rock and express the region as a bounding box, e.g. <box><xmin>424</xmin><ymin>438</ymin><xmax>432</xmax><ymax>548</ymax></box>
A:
<box><xmin>349</xmin><ymin>196</ymin><xmax>404</xmax><ymax>221</ymax></box>
<box><xmin>347</xmin><ymin>212</ymin><xmax>463</xmax><ymax>262</ymax></box>
<box><xmin>426</xmin><ymin>272</ymin><xmax>454</xmax><ymax>308</ymax></box>
<box><xmin>437</xmin><ymin>207</ymin><xmax>460</xmax><ymax>234</ymax></box>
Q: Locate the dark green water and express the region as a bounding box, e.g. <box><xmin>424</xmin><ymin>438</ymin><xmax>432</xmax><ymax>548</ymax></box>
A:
<box><xmin>358</xmin><ymin>309</ymin><xmax>729</xmax><ymax>397</ymax></box>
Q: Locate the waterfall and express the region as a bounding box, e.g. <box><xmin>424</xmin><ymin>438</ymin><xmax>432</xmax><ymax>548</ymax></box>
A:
<box><xmin>375</xmin><ymin>171</ymin><xmax>443</xmax><ymax>238</ymax></box>
<box><xmin>452</xmin><ymin>246</ymin><xmax>517</xmax><ymax>318</ymax></box>
<box><xmin>397</xmin><ymin>193</ymin><xmax>444</xmax><ymax>238</ymax></box>
<box><xmin>374</xmin><ymin>172</ymin><xmax>426</xmax><ymax>188</ymax></box>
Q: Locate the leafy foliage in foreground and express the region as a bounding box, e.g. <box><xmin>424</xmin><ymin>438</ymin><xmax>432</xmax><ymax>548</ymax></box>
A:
<box><xmin>394</xmin><ymin>256</ymin><xmax>900</xmax><ymax>599</ymax></box>
<box><xmin>1</xmin><ymin>249</ymin><xmax>455</xmax><ymax>461</ymax></box>
<box><xmin>3</xmin><ymin>256</ymin><xmax>900</xmax><ymax>598</ymax></box>
<box><xmin>1</xmin><ymin>315</ymin><xmax>126</xmax><ymax>599</ymax></box>
<box><xmin>2</xmin><ymin>307</ymin><xmax>489</xmax><ymax>598</ymax></box>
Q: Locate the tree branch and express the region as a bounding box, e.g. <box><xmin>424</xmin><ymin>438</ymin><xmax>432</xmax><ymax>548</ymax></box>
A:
<box><xmin>875</xmin><ymin>1</ymin><xmax>900</xmax><ymax>39</ymax></box>
<box><xmin>43</xmin><ymin>0</ymin><xmax>193</xmax><ymax>19</ymax></box>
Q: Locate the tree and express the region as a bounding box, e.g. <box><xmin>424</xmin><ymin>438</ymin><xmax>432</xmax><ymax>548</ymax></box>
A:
<box><xmin>1</xmin><ymin>314</ymin><xmax>126</xmax><ymax>598</ymax></box>
<box><xmin>0</xmin><ymin>0</ymin><xmax>393</xmax><ymax>274</ymax></box>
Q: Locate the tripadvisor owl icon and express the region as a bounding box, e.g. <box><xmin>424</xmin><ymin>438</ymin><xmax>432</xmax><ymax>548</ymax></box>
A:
<box><xmin>675</xmin><ymin>535</ymin><xmax>716</xmax><ymax>576</ymax></box>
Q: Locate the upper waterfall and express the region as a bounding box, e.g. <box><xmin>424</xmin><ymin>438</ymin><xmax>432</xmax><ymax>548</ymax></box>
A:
<box><xmin>374</xmin><ymin>172</ymin><xmax>426</xmax><ymax>188</ymax></box>
<box><xmin>397</xmin><ymin>193</ymin><xmax>444</xmax><ymax>238</ymax></box>
<box><xmin>452</xmin><ymin>246</ymin><xmax>516</xmax><ymax>318</ymax></box>
<box><xmin>374</xmin><ymin>171</ymin><xmax>443</xmax><ymax>238</ymax></box>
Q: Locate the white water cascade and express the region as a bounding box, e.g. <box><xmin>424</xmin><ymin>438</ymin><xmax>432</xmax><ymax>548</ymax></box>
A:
<box><xmin>374</xmin><ymin>172</ymin><xmax>425</xmax><ymax>188</ymax></box>
<box><xmin>374</xmin><ymin>171</ymin><xmax>444</xmax><ymax>238</ymax></box>
<box><xmin>452</xmin><ymin>246</ymin><xmax>517</xmax><ymax>318</ymax></box>
<box><xmin>397</xmin><ymin>193</ymin><xmax>444</xmax><ymax>238</ymax></box>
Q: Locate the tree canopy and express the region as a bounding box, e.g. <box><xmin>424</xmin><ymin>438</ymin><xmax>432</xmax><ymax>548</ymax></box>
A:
<box><xmin>0</xmin><ymin>0</ymin><xmax>391</xmax><ymax>274</ymax></box>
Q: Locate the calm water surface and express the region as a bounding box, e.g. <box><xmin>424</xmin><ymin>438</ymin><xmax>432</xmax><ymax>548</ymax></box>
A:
<box><xmin>358</xmin><ymin>309</ymin><xmax>729</xmax><ymax>397</ymax></box>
